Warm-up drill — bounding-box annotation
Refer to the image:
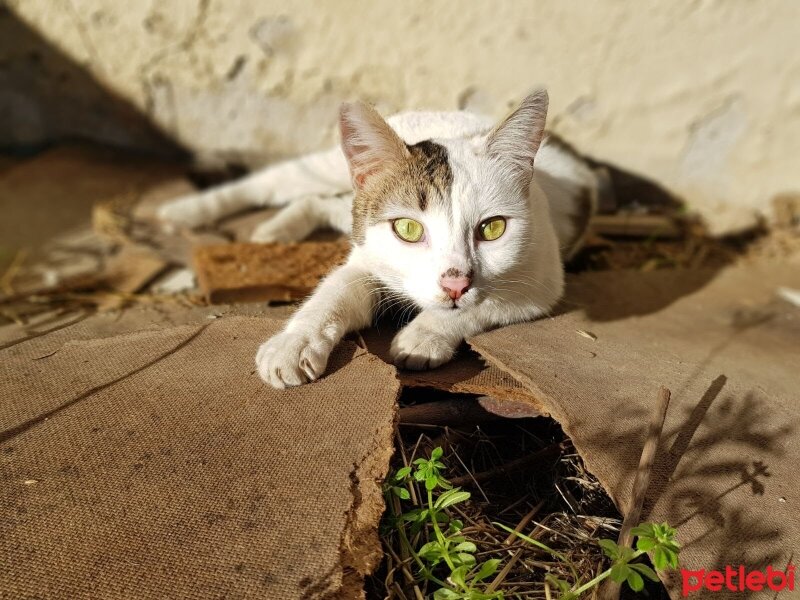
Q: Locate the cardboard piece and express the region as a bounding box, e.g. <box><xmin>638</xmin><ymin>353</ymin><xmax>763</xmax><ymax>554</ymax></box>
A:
<box><xmin>0</xmin><ymin>315</ymin><xmax>399</xmax><ymax>599</ymax></box>
<box><xmin>193</xmin><ymin>241</ymin><xmax>350</xmax><ymax>303</ymax></box>
<box><xmin>104</xmin><ymin>245</ymin><xmax>169</xmax><ymax>294</ymax></box>
<box><xmin>4</xmin><ymin>241</ymin><xmax>798</xmax><ymax>599</ymax></box>
<box><xmin>359</xmin><ymin>327</ymin><xmax>543</xmax><ymax>411</ymax></box>
<box><xmin>129</xmin><ymin>178</ymin><xmax>233</xmax><ymax>265</ymax></box>
<box><xmin>468</xmin><ymin>263</ymin><xmax>800</xmax><ymax>598</ymax></box>
<box><xmin>101</xmin><ymin>176</ymin><xmax>231</xmax><ymax>267</ymax></box>
<box><xmin>0</xmin><ymin>227</ymin><xmax>112</xmax><ymax>302</ymax></box>
<box><xmin>0</xmin><ymin>302</ymin><xmax>294</xmax><ymax>351</ymax></box>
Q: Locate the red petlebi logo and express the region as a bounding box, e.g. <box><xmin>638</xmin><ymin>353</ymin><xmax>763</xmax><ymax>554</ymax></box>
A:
<box><xmin>681</xmin><ymin>565</ymin><xmax>795</xmax><ymax>596</ymax></box>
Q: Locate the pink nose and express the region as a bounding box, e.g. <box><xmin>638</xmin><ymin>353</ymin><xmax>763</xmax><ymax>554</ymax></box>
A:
<box><xmin>440</xmin><ymin>276</ymin><xmax>471</xmax><ymax>300</ymax></box>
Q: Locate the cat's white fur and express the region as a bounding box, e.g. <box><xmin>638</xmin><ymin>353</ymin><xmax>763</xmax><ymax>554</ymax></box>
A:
<box><xmin>158</xmin><ymin>91</ymin><xmax>599</xmax><ymax>388</ymax></box>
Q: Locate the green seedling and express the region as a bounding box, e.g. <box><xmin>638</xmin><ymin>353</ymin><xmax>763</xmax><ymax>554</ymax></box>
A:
<box><xmin>384</xmin><ymin>447</ymin><xmax>504</xmax><ymax>599</ymax></box>
<box><xmin>385</xmin><ymin>447</ymin><xmax>680</xmax><ymax>599</ymax></box>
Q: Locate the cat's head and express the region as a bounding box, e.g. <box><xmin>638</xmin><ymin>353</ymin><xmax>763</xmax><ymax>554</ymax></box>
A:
<box><xmin>340</xmin><ymin>91</ymin><xmax>548</xmax><ymax>312</ymax></box>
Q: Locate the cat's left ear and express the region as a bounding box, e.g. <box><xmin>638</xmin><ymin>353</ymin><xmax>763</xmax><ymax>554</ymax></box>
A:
<box><xmin>486</xmin><ymin>89</ymin><xmax>549</xmax><ymax>186</ymax></box>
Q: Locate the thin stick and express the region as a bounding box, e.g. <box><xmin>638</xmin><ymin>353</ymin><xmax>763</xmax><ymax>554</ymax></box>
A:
<box><xmin>384</xmin><ymin>543</ymin><xmax>421</xmax><ymax>599</ymax></box>
<box><xmin>600</xmin><ymin>386</ymin><xmax>671</xmax><ymax>600</ymax></box>
<box><xmin>449</xmin><ymin>441</ymin><xmax>565</xmax><ymax>487</ymax></box>
<box><xmin>619</xmin><ymin>386</ymin><xmax>671</xmax><ymax>547</ymax></box>
<box><xmin>487</xmin><ymin>547</ymin><xmax>524</xmax><ymax>593</ymax></box>
<box><xmin>451</xmin><ymin>444</ymin><xmax>491</xmax><ymax>504</ymax></box>
<box><xmin>487</xmin><ymin>502</ymin><xmax>545</xmax><ymax>593</ymax></box>
<box><xmin>503</xmin><ymin>501</ymin><xmax>545</xmax><ymax>545</ymax></box>
<box><xmin>398</xmin><ymin>398</ymin><xmax>500</xmax><ymax>426</ymax></box>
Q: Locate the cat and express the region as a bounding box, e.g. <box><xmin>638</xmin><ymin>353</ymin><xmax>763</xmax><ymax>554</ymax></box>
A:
<box><xmin>158</xmin><ymin>90</ymin><xmax>600</xmax><ymax>388</ymax></box>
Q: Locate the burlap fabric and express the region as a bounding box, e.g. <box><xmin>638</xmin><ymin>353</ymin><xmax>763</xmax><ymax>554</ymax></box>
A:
<box><xmin>1</xmin><ymin>316</ymin><xmax>399</xmax><ymax>599</ymax></box>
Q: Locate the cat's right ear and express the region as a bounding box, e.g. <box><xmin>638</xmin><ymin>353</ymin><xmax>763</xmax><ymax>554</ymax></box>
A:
<box><xmin>339</xmin><ymin>101</ymin><xmax>409</xmax><ymax>189</ymax></box>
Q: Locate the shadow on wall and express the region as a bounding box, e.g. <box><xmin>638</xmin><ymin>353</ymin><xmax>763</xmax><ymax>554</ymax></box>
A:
<box><xmin>0</xmin><ymin>7</ymin><xmax>187</xmax><ymax>159</ymax></box>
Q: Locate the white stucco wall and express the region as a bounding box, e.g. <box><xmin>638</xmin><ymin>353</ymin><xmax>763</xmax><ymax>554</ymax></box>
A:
<box><xmin>6</xmin><ymin>0</ymin><xmax>800</xmax><ymax>233</ymax></box>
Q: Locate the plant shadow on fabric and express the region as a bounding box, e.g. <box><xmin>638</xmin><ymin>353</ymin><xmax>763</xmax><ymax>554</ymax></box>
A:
<box><xmin>570</xmin><ymin>375</ymin><xmax>795</xmax><ymax>599</ymax></box>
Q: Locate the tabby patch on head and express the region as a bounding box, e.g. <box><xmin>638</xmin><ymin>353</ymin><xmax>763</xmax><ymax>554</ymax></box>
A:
<box><xmin>339</xmin><ymin>102</ymin><xmax>453</xmax><ymax>244</ymax></box>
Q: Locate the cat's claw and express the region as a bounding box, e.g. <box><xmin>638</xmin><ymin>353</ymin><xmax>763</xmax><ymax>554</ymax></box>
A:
<box><xmin>256</xmin><ymin>330</ymin><xmax>332</xmax><ymax>388</ymax></box>
<box><xmin>390</xmin><ymin>325</ymin><xmax>456</xmax><ymax>371</ymax></box>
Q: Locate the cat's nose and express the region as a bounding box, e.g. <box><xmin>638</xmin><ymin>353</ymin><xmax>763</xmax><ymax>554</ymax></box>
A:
<box><xmin>440</xmin><ymin>275</ymin><xmax>471</xmax><ymax>300</ymax></box>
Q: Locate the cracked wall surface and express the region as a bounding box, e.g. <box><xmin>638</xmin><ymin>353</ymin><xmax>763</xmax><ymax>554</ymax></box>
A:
<box><xmin>4</xmin><ymin>0</ymin><xmax>800</xmax><ymax>233</ymax></box>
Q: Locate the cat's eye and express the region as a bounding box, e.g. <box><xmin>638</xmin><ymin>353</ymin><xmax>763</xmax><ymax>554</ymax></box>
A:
<box><xmin>393</xmin><ymin>218</ymin><xmax>424</xmax><ymax>243</ymax></box>
<box><xmin>478</xmin><ymin>216</ymin><xmax>506</xmax><ymax>241</ymax></box>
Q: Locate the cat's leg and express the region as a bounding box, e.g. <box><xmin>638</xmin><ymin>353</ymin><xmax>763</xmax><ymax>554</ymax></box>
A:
<box><xmin>158</xmin><ymin>147</ymin><xmax>351</xmax><ymax>228</ymax></box>
<box><xmin>256</xmin><ymin>256</ymin><xmax>376</xmax><ymax>388</ymax></box>
<box><xmin>250</xmin><ymin>193</ymin><xmax>353</xmax><ymax>242</ymax></box>
<box><xmin>390</xmin><ymin>302</ymin><xmax>546</xmax><ymax>370</ymax></box>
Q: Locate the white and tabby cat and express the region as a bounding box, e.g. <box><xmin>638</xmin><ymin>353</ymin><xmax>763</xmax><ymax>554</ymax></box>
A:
<box><xmin>158</xmin><ymin>90</ymin><xmax>599</xmax><ymax>388</ymax></box>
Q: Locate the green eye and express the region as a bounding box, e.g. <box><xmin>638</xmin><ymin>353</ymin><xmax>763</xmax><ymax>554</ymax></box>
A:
<box><xmin>393</xmin><ymin>218</ymin><xmax>424</xmax><ymax>242</ymax></box>
<box><xmin>478</xmin><ymin>216</ymin><xmax>506</xmax><ymax>241</ymax></box>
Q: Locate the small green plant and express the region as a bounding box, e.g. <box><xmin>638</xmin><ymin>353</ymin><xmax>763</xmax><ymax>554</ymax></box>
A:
<box><xmin>385</xmin><ymin>448</ymin><xmax>680</xmax><ymax>599</ymax></box>
<box><xmin>496</xmin><ymin>521</ymin><xmax>680</xmax><ymax>599</ymax></box>
<box><xmin>384</xmin><ymin>447</ymin><xmax>504</xmax><ymax>599</ymax></box>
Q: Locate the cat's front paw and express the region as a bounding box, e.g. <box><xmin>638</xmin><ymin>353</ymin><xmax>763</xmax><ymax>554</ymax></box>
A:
<box><xmin>250</xmin><ymin>218</ymin><xmax>302</xmax><ymax>243</ymax></box>
<box><xmin>390</xmin><ymin>323</ymin><xmax>457</xmax><ymax>371</ymax></box>
<box><xmin>255</xmin><ymin>329</ymin><xmax>333</xmax><ymax>388</ymax></box>
<box><xmin>156</xmin><ymin>194</ymin><xmax>210</xmax><ymax>229</ymax></box>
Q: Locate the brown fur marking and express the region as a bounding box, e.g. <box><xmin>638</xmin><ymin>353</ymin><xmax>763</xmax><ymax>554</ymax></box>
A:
<box><xmin>351</xmin><ymin>140</ymin><xmax>453</xmax><ymax>244</ymax></box>
<box><xmin>441</xmin><ymin>267</ymin><xmax>474</xmax><ymax>279</ymax></box>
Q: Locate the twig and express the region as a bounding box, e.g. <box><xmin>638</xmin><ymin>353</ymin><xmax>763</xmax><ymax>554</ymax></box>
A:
<box><xmin>600</xmin><ymin>386</ymin><xmax>671</xmax><ymax>600</ymax></box>
<box><xmin>449</xmin><ymin>441</ymin><xmax>565</xmax><ymax>487</ymax></box>
<box><xmin>398</xmin><ymin>398</ymin><xmax>500</xmax><ymax>426</ymax></box>
<box><xmin>503</xmin><ymin>501</ymin><xmax>545</xmax><ymax>545</ymax></box>
<box><xmin>425</xmin><ymin>427</ymin><xmax>472</xmax><ymax>456</ymax></box>
<box><xmin>498</xmin><ymin>494</ymin><xmax>531</xmax><ymax>515</ymax></box>
<box><xmin>619</xmin><ymin>386</ymin><xmax>671</xmax><ymax>547</ymax></box>
<box><xmin>384</xmin><ymin>542</ymin><xmax>422</xmax><ymax>599</ymax></box>
<box><xmin>451</xmin><ymin>444</ymin><xmax>491</xmax><ymax>504</ymax></box>
<box><xmin>487</xmin><ymin>547</ymin><xmax>524</xmax><ymax>593</ymax></box>
<box><xmin>487</xmin><ymin>502</ymin><xmax>546</xmax><ymax>593</ymax></box>
<box><xmin>591</xmin><ymin>214</ymin><xmax>683</xmax><ymax>239</ymax></box>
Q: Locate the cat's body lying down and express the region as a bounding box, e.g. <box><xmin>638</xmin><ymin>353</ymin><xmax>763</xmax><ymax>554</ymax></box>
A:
<box><xmin>159</xmin><ymin>90</ymin><xmax>600</xmax><ymax>388</ymax></box>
